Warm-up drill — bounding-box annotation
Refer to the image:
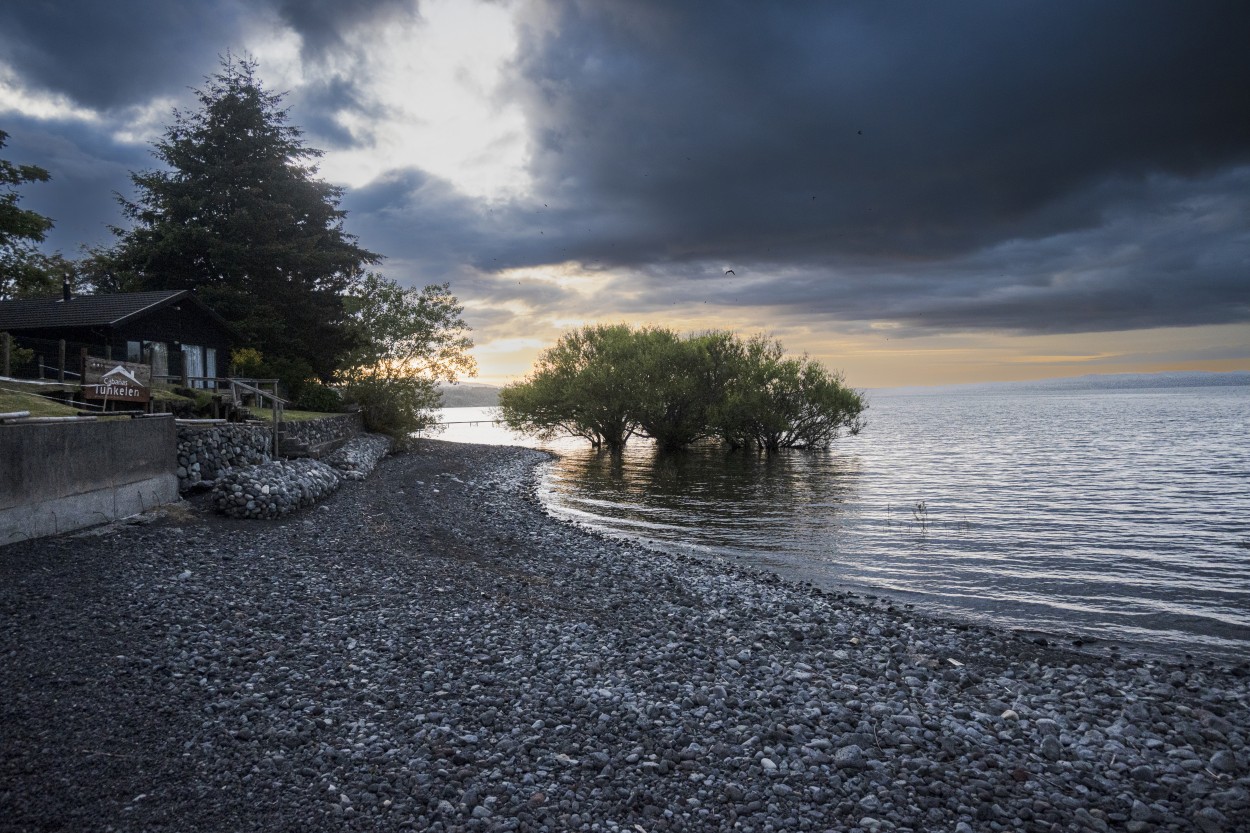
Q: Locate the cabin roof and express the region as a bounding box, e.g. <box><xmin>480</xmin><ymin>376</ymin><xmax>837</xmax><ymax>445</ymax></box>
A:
<box><xmin>0</xmin><ymin>290</ymin><xmax>230</xmax><ymax>332</ymax></box>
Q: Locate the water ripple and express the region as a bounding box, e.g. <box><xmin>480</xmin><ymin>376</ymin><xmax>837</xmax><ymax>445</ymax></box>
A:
<box><xmin>437</xmin><ymin>386</ymin><xmax>1250</xmax><ymax>658</ymax></box>
<box><xmin>538</xmin><ymin>387</ymin><xmax>1250</xmax><ymax>658</ymax></box>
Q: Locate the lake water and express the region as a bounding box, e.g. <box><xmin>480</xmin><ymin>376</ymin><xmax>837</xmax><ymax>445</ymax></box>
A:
<box><xmin>431</xmin><ymin>385</ymin><xmax>1250</xmax><ymax>659</ymax></box>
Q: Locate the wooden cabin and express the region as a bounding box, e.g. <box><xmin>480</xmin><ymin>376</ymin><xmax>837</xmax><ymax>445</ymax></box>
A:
<box><xmin>0</xmin><ymin>288</ymin><xmax>235</xmax><ymax>387</ymax></box>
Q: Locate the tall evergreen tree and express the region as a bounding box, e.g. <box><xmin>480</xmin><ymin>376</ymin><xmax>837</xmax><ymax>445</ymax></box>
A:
<box><xmin>103</xmin><ymin>56</ymin><xmax>379</xmax><ymax>385</ymax></box>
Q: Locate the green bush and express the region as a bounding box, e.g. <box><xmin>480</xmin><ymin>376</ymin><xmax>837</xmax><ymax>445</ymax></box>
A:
<box><xmin>262</xmin><ymin>356</ymin><xmax>315</xmax><ymax>402</ymax></box>
<box><xmin>228</xmin><ymin>348</ymin><xmax>318</xmax><ymax>402</ymax></box>
<box><xmin>336</xmin><ymin>274</ymin><xmax>476</xmax><ymax>446</ymax></box>
<box><xmin>229</xmin><ymin>347</ymin><xmax>266</xmax><ymax>377</ymax></box>
<box><xmin>294</xmin><ymin>382</ymin><xmax>344</xmax><ymax>413</ymax></box>
<box><xmin>340</xmin><ymin>376</ymin><xmax>441</xmax><ymax>449</ymax></box>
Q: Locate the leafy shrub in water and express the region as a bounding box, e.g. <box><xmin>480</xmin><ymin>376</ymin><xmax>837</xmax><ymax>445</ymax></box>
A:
<box><xmin>500</xmin><ymin>325</ymin><xmax>866</xmax><ymax>452</ymax></box>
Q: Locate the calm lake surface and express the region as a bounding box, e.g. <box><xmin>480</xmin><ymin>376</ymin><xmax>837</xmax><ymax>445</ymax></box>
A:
<box><xmin>433</xmin><ymin>385</ymin><xmax>1250</xmax><ymax>659</ymax></box>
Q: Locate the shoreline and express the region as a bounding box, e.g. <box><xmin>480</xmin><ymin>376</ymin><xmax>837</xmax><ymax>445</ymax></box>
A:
<box><xmin>2</xmin><ymin>440</ymin><xmax>1247</xmax><ymax>832</ymax></box>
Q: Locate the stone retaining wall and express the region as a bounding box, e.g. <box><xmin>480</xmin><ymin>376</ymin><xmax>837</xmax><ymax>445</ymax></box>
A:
<box><xmin>211</xmin><ymin>459</ymin><xmax>341</xmax><ymax>519</ymax></box>
<box><xmin>176</xmin><ymin>413</ymin><xmax>365</xmax><ymax>492</ymax></box>
<box><xmin>279</xmin><ymin>412</ymin><xmax>363</xmax><ymax>458</ymax></box>
<box><xmin>176</xmin><ymin>424</ymin><xmax>271</xmax><ymax>492</ymax></box>
<box><xmin>209</xmin><ymin>434</ymin><xmax>391</xmax><ymax>519</ymax></box>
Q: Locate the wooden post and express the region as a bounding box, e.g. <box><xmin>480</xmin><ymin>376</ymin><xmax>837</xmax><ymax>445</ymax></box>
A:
<box><xmin>272</xmin><ymin>396</ymin><xmax>281</xmax><ymax>458</ymax></box>
<box><xmin>58</xmin><ymin>339</ymin><xmax>66</xmax><ymax>383</ymax></box>
<box><xmin>36</xmin><ymin>354</ymin><xmax>44</xmax><ymax>379</ymax></box>
<box><xmin>2</xmin><ymin>332</ymin><xmax>9</xmax><ymax>377</ymax></box>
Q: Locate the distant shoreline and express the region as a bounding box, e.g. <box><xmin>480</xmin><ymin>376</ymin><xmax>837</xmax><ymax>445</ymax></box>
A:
<box><xmin>444</xmin><ymin>370</ymin><xmax>1249</xmax><ymax>406</ymax></box>
<box><xmin>438</xmin><ymin>382</ymin><xmax>500</xmax><ymax>408</ymax></box>
<box><xmin>867</xmin><ymin>369</ymin><xmax>1250</xmax><ymax>396</ymax></box>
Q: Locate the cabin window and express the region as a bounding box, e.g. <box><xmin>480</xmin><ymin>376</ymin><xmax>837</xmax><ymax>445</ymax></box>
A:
<box><xmin>205</xmin><ymin>347</ymin><xmax>218</xmax><ymax>386</ymax></box>
<box><xmin>126</xmin><ymin>341</ymin><xmax>142</xmax><ymax>363</ymax></box>
<box><xmin>143</xmin><ymin>342</ymin><xmax>168</xmax><ymax>380</ymax></box>
<box><xmin>183</xmin><ymin>344</ymin><xmax>205</xmax><ymax>387</ymax></box>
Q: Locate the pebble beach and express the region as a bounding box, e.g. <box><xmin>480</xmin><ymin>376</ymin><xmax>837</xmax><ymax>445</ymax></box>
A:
<box><xmin>2</xmin><ymin>440</ymin><xmax>1247</xmax><ymax>832</ymax></box>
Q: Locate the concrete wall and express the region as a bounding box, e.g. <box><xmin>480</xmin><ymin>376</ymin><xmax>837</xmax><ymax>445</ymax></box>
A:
<box><xmin>0</xmin><ymin>417</ymin><xmax>179</xmax><ymax>546</ymax></box>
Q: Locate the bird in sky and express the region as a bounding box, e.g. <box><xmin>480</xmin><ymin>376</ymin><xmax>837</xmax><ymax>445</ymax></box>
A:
<box><xmin>725</xmin><ymin>269</ymin><xmax>735</xmax><ymax>275</ymax></box>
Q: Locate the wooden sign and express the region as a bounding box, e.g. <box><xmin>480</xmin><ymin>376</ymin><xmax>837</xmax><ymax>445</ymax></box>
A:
<box><xmin>82</xmin><ymin>357</ymin><xmax>152</xmax><ymax>403</ymax></box>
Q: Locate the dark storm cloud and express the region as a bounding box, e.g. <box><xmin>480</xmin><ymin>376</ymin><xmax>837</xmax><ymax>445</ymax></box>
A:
<box><xmin>5</xmin><ymin>0</ymin><xmax>1248</xmax><ymax>342</ymax></box>
<box><xmin>271</xmin><ymin>0</ymin><xmax>417</xmax><ymax>58</ymax></box>
<box><xmin>291</xmin><ymin>76</ymin><xmax>378</xmax><ymax>150</ymax></box>
<box><xmin>481</xmin><ymin>0</ymin><xmax>1250</xmax><ymax>333</ymax></box>
<box><xmin>511</xmin><ymin>0</ymin><xmax>1250</xmax><ymax>263</ymax></box>
<box><xmin>0</xmin><ymin>1</ymin><xmax>247</xmax><ymax>110</ymax></box>
<box><xmin>268</xmin><ymin>0</ymin><xmax>420</xmax><ymax>147</ymax></box>
<box><xmin>0</xmin><ymin>0</ymin><xmax>414</xmax><ymax>111</ymax></box>
<box><xmin>862</xmin><ymin>167</ymin><xmax>1250</xmax><ymax>335</ymax></box>
<box><xmin>0</xmin><ymin>116</ymin><xmax>151</xmax><ymax>254</ymax></box>
<box><xmin>342</xmin><ymin>166</ymin><xmax>497</xmax><ymax>278</ymax></box>
<box><xmin>489</xmin><ymin>166</ymin><xmax>1250</xmax><ymax>336</ymax></box>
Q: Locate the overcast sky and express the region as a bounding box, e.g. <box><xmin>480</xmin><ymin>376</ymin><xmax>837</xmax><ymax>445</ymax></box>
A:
<box><xmin>2</xmin><ymin>0</ymin><xmax>1247</xmax><ymax>386</ymax></box>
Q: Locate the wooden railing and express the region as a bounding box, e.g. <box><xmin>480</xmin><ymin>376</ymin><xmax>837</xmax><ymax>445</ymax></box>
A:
<box><xmin>152</xmin><ymin>376</ymin><xmax>288</xmax><ymax>457</ymax></box>
<box><xmin>228</xmin><ymin>379</ymin><xmax>287</xmax><ymax>457</ymax></box>
<box><xmin>153</xmin><ymin>375</ymin><xmax>282</xmax><ymax>398</ymax></box>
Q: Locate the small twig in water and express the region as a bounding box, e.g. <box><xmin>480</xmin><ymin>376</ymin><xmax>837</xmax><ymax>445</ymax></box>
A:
<box><xmin>912</xmin><ymin>500</ymin><xmax>928</xmax><ymax>533</ymax></box>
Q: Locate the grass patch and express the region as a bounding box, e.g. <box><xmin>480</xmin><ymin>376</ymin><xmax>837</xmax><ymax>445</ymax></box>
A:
<box><xmin>152</xmin><ymin>387</ymin><xmax>198</xmax><ymax>404</ymax></box>
<box><xmin>0</xmin><ymin>385</ymin><xmax>80</xmax><ymax>417</ymax></box>
<box><xmin>1</xmin><ymin>380</ymin><xmax>198</xmax><ymax>418</ymax></box>
<box><xmin>0</xmin><ymin>381</ymin><xmax>341</xmax><ymax>421</ymax></box>
<box><xmin>247</xmin><ymin>405</ymin><xmax>344</xmax><ymax>422</ymax></box>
